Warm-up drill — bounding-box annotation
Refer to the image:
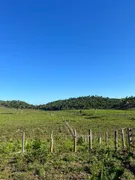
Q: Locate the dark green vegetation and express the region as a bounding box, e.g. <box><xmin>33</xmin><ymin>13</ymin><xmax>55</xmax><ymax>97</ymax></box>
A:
<box><xmin>0</xmin><ymin>100</ymin><xmax>35</xmax><ymax>109</ymax></box>
<box><xmin>0</xmin><ymin>108</ymin><xmax>135</xmax><ymax>179</ymax></box>
<box><xmin>39</xmin><ymin>96</ymin><xmax>120</xmax><ymax>110</ymax></box>
<box><xmin>1</xmin><ymin>96</ymin><xmax>135</xmax><ymax>110</ymax></box>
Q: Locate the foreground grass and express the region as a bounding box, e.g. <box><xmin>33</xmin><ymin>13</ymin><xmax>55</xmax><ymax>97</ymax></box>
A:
<box><xmin>0</xmin><ymin>108</ymin><xmax>135</xmax><ymax>179</ymax></box>
<box><xmin>0</xmin><ymin>144</ymin><xmax>135</xmax><ymax>179</ymax></box>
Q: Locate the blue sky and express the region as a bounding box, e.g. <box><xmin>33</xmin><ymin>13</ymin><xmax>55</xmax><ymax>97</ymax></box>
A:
<box><xmin>0</xmin><ymin>0</ymin><xmax>135</xmax><ymax>104</ymax></box>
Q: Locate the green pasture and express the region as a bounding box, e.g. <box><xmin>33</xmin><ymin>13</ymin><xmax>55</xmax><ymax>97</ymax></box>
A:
<box><xmin>0</xmin><ymin>107</ymin><xmax>135</xmax><ymax>139</ymax></box>
<box><xmin>0</xmin><ymin>108</ymin><xmax>135</xmax><ymax>179</ymax></box>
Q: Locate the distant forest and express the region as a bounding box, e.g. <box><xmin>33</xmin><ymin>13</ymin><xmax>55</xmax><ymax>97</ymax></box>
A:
<box><xmin>1</xmin><ymin>96</ymin><xmax>135</xmax><ymax>110</ymax></box>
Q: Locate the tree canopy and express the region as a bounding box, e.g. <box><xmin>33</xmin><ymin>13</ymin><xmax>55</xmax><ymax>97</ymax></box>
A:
<box><xmin>38</xmin><ymin>96</ymin><xmax>135</xmax><ymax>110</ymax></box>
<box><xmin>1</xmin><ymin>96</ymin><xmax>135</xmax><ymax>110</ymax></box>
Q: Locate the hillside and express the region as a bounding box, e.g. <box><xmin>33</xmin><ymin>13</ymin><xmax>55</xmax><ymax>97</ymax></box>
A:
<box><xmin>39</xmin><ymin>96</ymin><xmax>135</xmax><ymax>110</ymax></box>
<box><xmin>1</xmin><ymin>96</ymin><xmax>135</xmax><ymax>110</ymax></box>
<box><xmin>0</xmin><ymin>100</ymin><xmax>35</xmax><ymax>109</ymax></box>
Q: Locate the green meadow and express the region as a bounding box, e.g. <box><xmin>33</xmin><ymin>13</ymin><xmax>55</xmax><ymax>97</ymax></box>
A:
<box><xmin>0</xmin><ymin>108</ymin><xmax>135</xmax><ymax>138</ymax></box>
<box><xmin>0</xmin><ymin>108</ymin><xmax>135</xmax><ymax>179</ymax></box>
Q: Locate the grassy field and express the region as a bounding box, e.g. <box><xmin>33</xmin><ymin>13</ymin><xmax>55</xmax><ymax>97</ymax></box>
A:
<box><xmin>0</xmin><ymin>108</ymin><xmax>135</xmax><ymax>179</ymax></box>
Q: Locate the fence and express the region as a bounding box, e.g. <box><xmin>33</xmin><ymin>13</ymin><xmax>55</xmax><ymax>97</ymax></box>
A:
<box><xmin>14</xmin><ymin>127</ymin><xmax>135</xmax><ymax>154</ymax></box>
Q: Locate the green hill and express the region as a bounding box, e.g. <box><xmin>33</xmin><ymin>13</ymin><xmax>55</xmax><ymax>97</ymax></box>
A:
<box><xmin>0</xmin><ymin>100</ymin><xmax>35</xmax><ymax>109</ymax></box>
<box><xmin>39</xmin><ymin>96</ymin><xmax>135</xmax><ymax>110</ymax></box>
<box><xmin>1</xmin><ymin>96</ymin><xmax>135</xmax><ymax>110</ymax></box>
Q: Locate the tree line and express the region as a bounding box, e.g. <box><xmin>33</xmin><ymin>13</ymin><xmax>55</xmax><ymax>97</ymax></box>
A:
<box><xmin>0</xmin><ymin>100</ymin><xmax>35</xmax><ymax>109</ymax></box>
<box><xmin>1</xmin><ymin>96</ymin><xmax>135</xmax><ymax>110</ymax></box>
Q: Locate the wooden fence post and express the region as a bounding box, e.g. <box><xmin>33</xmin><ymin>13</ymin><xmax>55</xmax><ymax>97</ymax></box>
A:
<box><xmin>74</xmin><ymin>130</ymin><xmax>77</xmax><ymax>152</ymax></box>
<box><xmin>105</xmin><ymin>132</ymin><xmax>108</xmax><ymax>147</ymax></box>
<box><xmin>132</xmin><ymin>129</ymin><xmax>135</xmax><ymax>150</ymax></box>
<box><xmin>89</xmin><ymin>129</ymin><xmax>92</xmax><ymax>152</ymax></box>
<box><xmin>114</xmin><ymin>130</ymin><xmax>118</xmax><ymax>151</ymax></box>
<box><xmin>50</xmin><ymin>131</ymin><xmax>54</xmax><ymax>153</ymax></box>
<box><xmin>126</xmin><ymin>128</ymin><xmax>129</xmax><ymax>148</ymax></box>
<box><xmin>22</xmin><ymin>131</ymin><xmax>25</xmax><ymax>153</ymax></box>
<box><xmin>121</xmin><ymin>129</ymin><xmax>125</xmax><ymax>150</ymax></box>
<box><xmin>127</xmin><ymin>128</ymin><xmax>132</xmax><ymax>147</ymax></box>
<box><xmin>127</xmin><ymin>128</ymin><xmax>130</xmax><ymax>147</ymax></box>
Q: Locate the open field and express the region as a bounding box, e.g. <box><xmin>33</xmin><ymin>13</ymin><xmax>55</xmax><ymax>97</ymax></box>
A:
<box><xmin>0</xmin><ymin>108</ymin><xmax>135</xmax><ymax>139</ymax></box>
<box><xmin>0</xmin><ymin>108</ymin><xmax>135</xmax><ymax>179</ymax></box>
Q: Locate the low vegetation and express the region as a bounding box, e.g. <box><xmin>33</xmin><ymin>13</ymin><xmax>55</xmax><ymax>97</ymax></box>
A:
<box><xmin>0</xmin><ymin>108</ymin><xmax>135</xmax><ymax>179</ymax></box>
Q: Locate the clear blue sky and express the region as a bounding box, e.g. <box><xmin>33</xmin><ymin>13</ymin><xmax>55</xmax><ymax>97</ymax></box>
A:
<box><xmin>0</xmin><ymin>0</ymin><xmax>135</xmax><ymax>104</ymax></box>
